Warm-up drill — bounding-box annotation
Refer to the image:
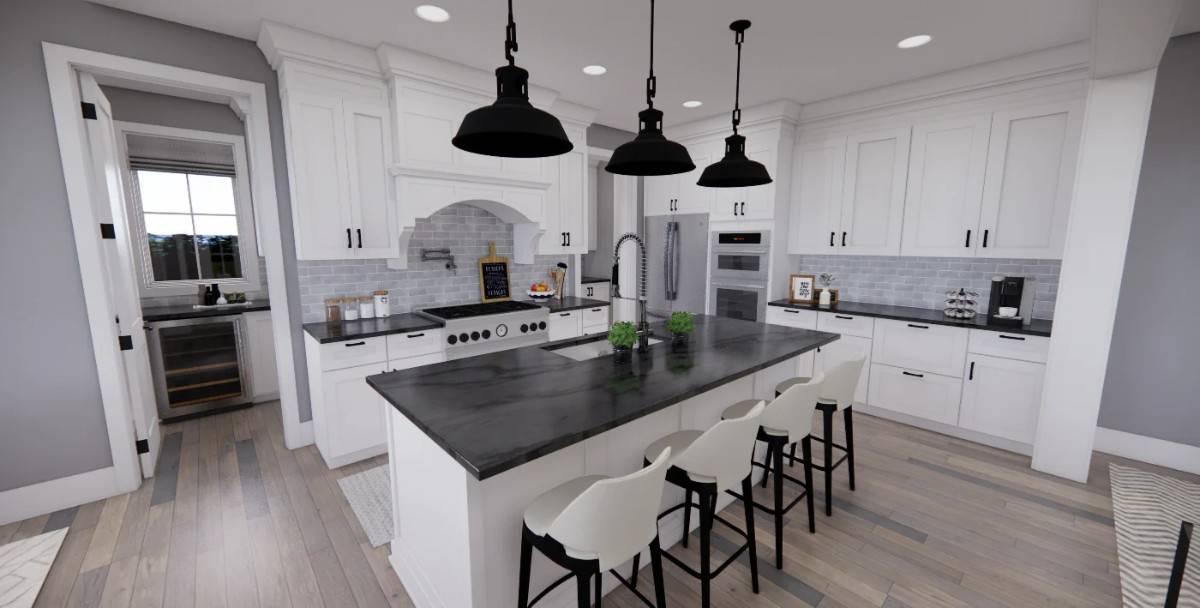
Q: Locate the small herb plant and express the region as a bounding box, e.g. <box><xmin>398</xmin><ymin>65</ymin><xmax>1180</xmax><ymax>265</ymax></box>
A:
<box><xmin>607</xmin><ymin>321</ymin><xmax>637</xmax><ymax>350</ymax></box>
<box><xmin>666</xmin><ymin>311</ymin><xmax>695</xmax><ymax>336</ymax></box>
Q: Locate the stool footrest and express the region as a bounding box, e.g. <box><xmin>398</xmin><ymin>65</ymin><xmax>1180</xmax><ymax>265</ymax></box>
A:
<box><xmin>608</xmin><ymin>568</ymin><xmax>661</xmax><ymax>608</ymax></box>
<box><xmin>728</xmin><ymin>488</ymin><xmax>808</xmax><ymax>518</ymax></box>
<box><xmin>659</xmin><ymin>539</ymin><xmax>748</xmax><ymax>581</ymax></box>
<box><xmin>526</xmin><ymin>572</ymin><xmax>576</xmax><ymax>608</ymax></box>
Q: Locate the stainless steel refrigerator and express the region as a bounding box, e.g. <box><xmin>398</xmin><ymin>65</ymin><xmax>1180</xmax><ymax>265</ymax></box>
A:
<box><xmin>644</xmin><ymin>213</ymin><xmax>709</xmax><ymax>321</ymax></box>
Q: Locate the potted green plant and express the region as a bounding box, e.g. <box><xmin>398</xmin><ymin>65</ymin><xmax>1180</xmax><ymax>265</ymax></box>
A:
<box><xmin>666</xmin><ymin>311</ymin><xmax>695</xmax><ymax>349</ymax></box>
<box><xmin>607</xmin><ymin>321</ymin><xmax>637</xmax><ymax>363</ymax></box>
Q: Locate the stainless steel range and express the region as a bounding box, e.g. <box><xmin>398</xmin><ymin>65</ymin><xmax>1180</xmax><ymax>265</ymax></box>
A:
<box><xmin>419</xmin><ymin>300</ymin><xmax>549</xmax><ymax>360</ymax></box>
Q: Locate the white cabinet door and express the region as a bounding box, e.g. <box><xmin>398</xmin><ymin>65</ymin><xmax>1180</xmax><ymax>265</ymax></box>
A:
<box><xmin>814</xmin><ymin>335</ymin><xmax>872</xmax><ymax>405</ymax></box>
<box><xmin>959</xmin><ymin>354</ymin><xmax>1045</xmax><ymax>443</ymax></box>
<box><xmin>839</xmin><ymin>127</ymin><xmax>911</xmax><ymax>255</ymax></box>
<box><xmin>581</xmin><ymin>305</ymin><xmax>610</xmax><ymax>334</ymax></box>
<box><xmin>643</xmin><ymin>173</ymin><xmax>678</xmax><ymax>216</ymax></box>
<box><xmin>558</xmin><ymin>147</ymin><xmax>588</xmax><ymax>253</ymax></box>
<box><xmin>245</xmin><ymin>311</ymin><xmax>278</xmax><ymax>401</ymax></box>
<box><xmin>901</xmin><ymin>116</ymin><xmax>991</xmax><ymax>257</ymax></box>
<box><xmin>788</xmin><ymin>138</ymin><xmax>845</xmax><ymax>254</ymax></box>
<box><xmin>738</xmin><ymin>145</ymin><xmax>777</xmax><ymax>221</ymax></box>
<box><xmin>343</xmin><ymin>101</ymin><xmax>398</xmax><ymax>258</ymax></box>
<box><xmin>871</xmin><ymin>319</ymin><xmax>968</xmax><ymax>378</ymax></box>
<box><xmin>676</xmin><ymin>143</ymin><xmax>715</xmax><ymax>215</ymax></box>
<box><xmin>321</xmin><ymin>362</ymin><xmax>388</xmax><ymax>463</ymax></box>
<box><xmin>288</xmin><ymin>91</ymin><xmax>354</xmax><ymax>260</ymax></box>
<box><xmin>582</xmin><ymin>282</ymin><xmax>610</xmax><ymax>302</ymax></box>
<box><xmin>867</xmin><ymin>364</ymin><xmax>962</xmax><ymax>426</ymax></box>
<box><xmin>978</xmin><ymin>101</ymin><xmax>1082</xmax><ymax>259</ymax></box>
<box><xmin>548</xmin><ymin>310</ymin><xmax>583</xmax><ymax>341</ymax></box>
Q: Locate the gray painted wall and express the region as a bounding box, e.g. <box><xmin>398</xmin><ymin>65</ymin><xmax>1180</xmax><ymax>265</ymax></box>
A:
<box><xmin>1097</xmin><ymin>34</ymin><xmax>1200</xmax><ymax>448</ymax></box>
<box><xmin>581</xmin><ymin>163</ymin><xmax>615</xmax><ymax>278</ymax></box>
<box><xmin>0</xmin><ymin>0</ymin><xmax>309</xmax><ymax>491</ymax></box>
<box><xmin>586</xmin><ymin>123</ymin><xmax>633</xmax><ymax>151</ymax></box>
<box><xmin>102</xmin><ymin>86</ymin><xmax>244</xmax><ymax>135</ymax></box>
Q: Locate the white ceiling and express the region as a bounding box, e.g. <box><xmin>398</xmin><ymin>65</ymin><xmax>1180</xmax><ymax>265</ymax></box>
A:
<box><xmin>90</xmin><ymin>0</ymin><xmax>1098</xmax><ymax>127</ymax></box>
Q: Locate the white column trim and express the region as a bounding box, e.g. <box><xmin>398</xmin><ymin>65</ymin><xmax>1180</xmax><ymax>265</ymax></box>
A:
<box><xmin>0</xmin><ymin>467</ymin><xmax>118</xmax><ymax>526</ymax></box>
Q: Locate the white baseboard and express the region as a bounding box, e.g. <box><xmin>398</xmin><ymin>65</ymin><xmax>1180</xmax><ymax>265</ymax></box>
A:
<box><xmin>1093</xmin><ymin>427</ymin><xmax>1200</xmax><ymax>475</ymax></box>
<box><xmin>296</xmin><ymin>420</ymin><xmax>314</xmax><ymax>447</ymax></box>
<box><xmin>0</xmin><ymin>466</ymin><xmax>122</xmax><ymax>526</ymax></box>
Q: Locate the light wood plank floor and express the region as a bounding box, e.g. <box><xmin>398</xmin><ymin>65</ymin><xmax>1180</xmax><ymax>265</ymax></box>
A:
<box><xmin>10</xmin><ymin>401</ymin><xmax>1196</xmax><ymax>607</ymax></box>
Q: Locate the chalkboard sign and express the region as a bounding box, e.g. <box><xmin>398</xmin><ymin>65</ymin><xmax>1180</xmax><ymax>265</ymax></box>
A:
<box><xmin>478</xmin><ymin>242</ymin><xmax>511</xmax><ymax>303</ymax></box>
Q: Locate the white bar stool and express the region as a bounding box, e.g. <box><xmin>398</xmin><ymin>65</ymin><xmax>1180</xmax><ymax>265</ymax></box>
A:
<box><xmin>631</xmin><ymin>401</ymin><xmax>767</xmax><ymax>608</ymax></box>
<box><xmin>723</xmin><ymin>374</ymin><xmax>824</xmax><ymax>568</ymax></box>
<box><xmin>518</xmin><ymin>448</ymin><xmax>673</xmax><ymax>608</ymax></box>
<box><xmin>775</xmin><ymin>356</ymin><xmax>866</xmax><ymax>517</ymax></box>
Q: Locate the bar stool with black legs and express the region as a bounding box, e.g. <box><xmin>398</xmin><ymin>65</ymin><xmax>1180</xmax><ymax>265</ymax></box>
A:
<box><xmin>630</xmin><ymin>401</ymin><xmax>766</xmax><ymax>608</ymax></box>
<box><xmin>721</xmin><ymin>375</ymin><xmax>824</xmax><ymax>568</ymax></box>
<box><xmin>517</xmin><ymin>448</ymin><xmax>673</xmax><ymax>608</ymax></box>
<box><xmin>775</xmin><ymin>356</ymin><xmax>866</xmax><ymax>517</ymax></box>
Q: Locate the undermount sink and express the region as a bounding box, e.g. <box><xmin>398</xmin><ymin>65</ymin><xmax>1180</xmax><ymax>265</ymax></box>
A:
<box><xmin>545</xmin><ymin>334</ymin><xmax>663</xmax><ymax>362</ymax></box>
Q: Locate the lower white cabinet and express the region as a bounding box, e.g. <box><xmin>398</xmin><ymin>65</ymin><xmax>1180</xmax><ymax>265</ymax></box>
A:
<box><xmin>867</xmin><ymin>364</ymin><xmax>962</xmax><ymax>426</ymax></box>
<box><xmin>318</xmin><ymin>362</ymin><xmax>389</xmax><ymax>467</ymax></box>
<box><xmin>871</xmin><ymin>319</ymin><xmax>967</xmax><ymax>378</ymax></box>
<box><xmin>548</xmin><ymin>310</ymin><xmax>583</xmax><ymax>341</ymax></box>
<box><xmin>763</xmin><ymin>306</ymin><xmax>818</xmax><ymax>379</ymax></box>
<box><xmin>244</xmin><ymin>311</ymin><xmax>279</xmax><ymax>401</ymax></box>
<box><xmin>814</xmin><ymin>335</ymin><xmax>872</xmax><ymax>405</ymax></box>
<box><xmin>959</xmin><ymin>353</ymin><xmax>1046</xmax><ymax>443</ymax></box>
<box><xmin>582</xmin><ymin>306</ymin><xmax>610</xmax><ymax>335</ymax></box>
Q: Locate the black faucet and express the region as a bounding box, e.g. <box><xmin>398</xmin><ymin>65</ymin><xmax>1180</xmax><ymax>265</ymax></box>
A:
<box><xmin>612</xmin><ymin>232</ymin><xmax>650</xmax><ymax>352</ymax></box>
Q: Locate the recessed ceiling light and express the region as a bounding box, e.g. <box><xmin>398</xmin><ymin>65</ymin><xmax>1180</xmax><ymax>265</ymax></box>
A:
<box><xmin>415</xmin><ymin>4</ymin><xmax>450</xmax><ymax>23</ymax></box>
<box><xmin>897</xmin><ymin>34</ymin><xmax>932</xmax><ymax>49</ymax></box>
<box><xmin>582</xmin><ymin>65</ymin><xmax>607</xmax><ymax>76</ymax></box>
<box><xmin>682</xmin><ymin>100</ymin><xmax>703</xmax><ymax>108</ymax></box>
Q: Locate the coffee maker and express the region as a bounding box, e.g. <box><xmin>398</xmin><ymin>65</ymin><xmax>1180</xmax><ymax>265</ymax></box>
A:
<box><xmin>986</xmin><ymin>276</ymin><xmax>1035</xmax><ymax>327</ymax></box>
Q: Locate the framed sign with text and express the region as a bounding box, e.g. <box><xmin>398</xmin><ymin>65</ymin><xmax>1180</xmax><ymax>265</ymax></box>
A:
<box><xmin>478</xmin><ymin>242</ymin><xmax>511</xmax><ymax>303</ymax></box>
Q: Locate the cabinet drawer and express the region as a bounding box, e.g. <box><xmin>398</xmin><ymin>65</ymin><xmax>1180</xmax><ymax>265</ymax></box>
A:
<box><xmin>872</xmin><ymin>319</ymin><xmax>968</xmax><ymax>377</ymax></box>
<box><xmin>817</xmin><ymin>311</ymin><xmax>874</xmax><ymax>338</ymax></box>
<box><xmin>386</xmin><ymin>328</ymin><xmax>444</xmax><ymax>359</ymax></box>
<box><xmin>582</xmin><ymin>306</ymin><xmax>609</xmax><ymax>332</ymax></box>
<box><xmin>968</xmin><ymin>329</ymin><xmax>1049</xmax><ymax>363</ymax></box>
<box><xmin>389</xmin><ymin>351</ymin><xmax>446</xmax><ymax>372</ymax></box>
<box><xmin>766</xmin><ymin>306</ymin><xmax>817</xmax><ymax>329</ymax></box>
<box><xmin>320</xmin><ymin>336</ymin><xmax>387</xmax><ymax>371</ymax></box>
<box><xmin>867</xmin><ymin>363</ymin><xmax>962</xmax><ymax>426</ymax></box>
<box><xmin>548</xmin><ymin>310</ymin><xmax>582</xmax><ymax>341</ymax></box>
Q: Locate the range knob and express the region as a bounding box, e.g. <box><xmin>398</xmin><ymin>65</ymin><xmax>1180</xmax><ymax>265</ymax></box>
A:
<box><xmin>459</xmin><ymin>332</ymin><xmax>469</xmax><ymax>343</ymax></box>
<box><xmin>471</xmin><ymin>331</ymin><xmax>480</xmax><ymax>341</ymax></box>
<box><xmin>496</xmin><ymin>324</ymin><xmax>508</xmax><ymax>337</ymax></box>
<box><xmin>538</xmin><ymin>321</ymin><xmax>547</xmax><ymax>330</ymax></box>
<box><xmin>482</xmin><ymin>329</ymin><xmax>491</xmax><ymax>339</ymax></box>
<box><xmin>520</xmin><ymin>323</ymin><xmax>529</xmax><ymax>333</ymax></box>
<box><xmin>447</xmin><ymin>334</ymin><xmax>458</xmax><ymax>345</ymax></box>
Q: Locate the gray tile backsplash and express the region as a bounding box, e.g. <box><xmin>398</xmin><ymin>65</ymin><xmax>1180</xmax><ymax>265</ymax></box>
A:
<box><xmin>297</xmin><ymin>203</ymin><xmax>571</xmax><ymax>323</ymax></box>
<box><xmin>788</xmin><ymin>254</ymin><xmax>1060</xmax><ymax>319</ymax></box>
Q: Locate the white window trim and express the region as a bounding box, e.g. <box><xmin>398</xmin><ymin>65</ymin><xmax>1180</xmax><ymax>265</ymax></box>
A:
<box><xmin>114</xmin><ymin>121</ymin><xmax>262</xmax><ymax>298</ymax></box>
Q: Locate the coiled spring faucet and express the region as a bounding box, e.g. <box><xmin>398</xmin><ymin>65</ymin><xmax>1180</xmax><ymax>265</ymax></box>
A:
<box><xmin>612</xmin><ymin>232</ymin><xmax>650</xmax><ymax>352</ymax></box>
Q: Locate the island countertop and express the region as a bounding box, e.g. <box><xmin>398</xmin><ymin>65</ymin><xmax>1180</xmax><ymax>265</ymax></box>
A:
<box><xmin>367</xmin><ymin>315</ymin><xmax>837</xmax><ymax>480</ymax></box>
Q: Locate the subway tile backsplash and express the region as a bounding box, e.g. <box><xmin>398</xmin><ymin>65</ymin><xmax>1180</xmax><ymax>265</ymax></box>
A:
<box><xmin>788</xmin><ymin>254</ymin><xmax>1061</xmax><ymax>319</ymax></box>
<box><xmin>297</xmin><ymin>203</ymin><xmax>570</xmax><ymax>323</ymax></box>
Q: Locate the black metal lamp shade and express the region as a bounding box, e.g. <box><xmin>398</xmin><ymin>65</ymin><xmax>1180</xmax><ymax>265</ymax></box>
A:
<box><xmin>697</xmin><ymin>133</ymin><xmax>771</xmax><ymax>187</ymax></box>
<box><xmin>606</xmin><ymin>108</ymin><xmax>695</xmax><ymax>176</ymax></box>
<box><xmin>452</xmin><ymin>65</ymin><xmax>573</xmax><ymax>158</ymax></box>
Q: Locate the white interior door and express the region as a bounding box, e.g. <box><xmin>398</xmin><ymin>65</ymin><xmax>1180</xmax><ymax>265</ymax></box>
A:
<box><xmin>80</xmin><ymin>74</ymin><xmax>161</xmax><ymax>477</ymax></box>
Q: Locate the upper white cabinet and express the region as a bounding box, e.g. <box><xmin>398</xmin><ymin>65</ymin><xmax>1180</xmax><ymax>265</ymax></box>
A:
<box><xmin>644</xmin><ymin>140</ymin><xmax>715</xmax><ymax>217</ymax></box>
<box><xmin>645</xmin><ymin>128</ymin><xmax>784</xmax><ymax>222</ymax></box>
<box><xmin>280</xmin><ymin>68</ymin><xmax>397</xmax><ymax>261</ymax></box>
<box><xmin>712</xmin><ymin>142</ymin><xmax>777</xmax><ymax>221</ymax></box>
<box><xmin>900</xmin><ymin>115</ymin><xmax>991</xmax><ymax>257</ymax></box>
<box><xmin>788</xmin><ymin>138</ymin><xmax>845</xmax><ymax>254</ymax></box>
<box><xmin>838</xmin><ymin>127</ymin><xmax>911</xmax><ymax>255</ymax></box>
<box><xmin>977</xmin><ymin>101</ymin><xmax>1082</xmax><ymax>259</ymax></box>
<box><xmin>539</xmin><ymin>124</ymin><xmax>589</xmax><ymax>254</ymax></box>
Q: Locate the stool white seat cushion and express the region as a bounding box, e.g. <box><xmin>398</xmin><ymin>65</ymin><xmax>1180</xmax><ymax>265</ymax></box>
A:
<box><xmin>775</xmin><ymin>377</ymin><xmax>838</xmax><ymax>407</ymax></box>
<box><xmin>643</xmin><ymin>431</ymin><xmax>718</xmax><ymax>484</ymax></box>
<box><xmin>723</xmin><ymin>399</ymin><xmax>788</xmax><ymax>437</ymax></box>
<box><xmin>523</xmin><ymin>475</ymin><xmax>608</xmax><ymax>536</ymax></box>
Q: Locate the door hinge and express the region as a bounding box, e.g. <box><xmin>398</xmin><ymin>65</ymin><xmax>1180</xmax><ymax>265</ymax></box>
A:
<box><xmin>81</xmin><ymin>102</ymin><xmax>98</xmax><ymax>120</ymax></box>
<box><xmin>99</xmin><ymin>223</ymin><xmax>116</xmax><ymax>239</ymax></box>
<box><xmin>118</xmin><ymin>335</ymin><xmax>133</xmax><ymax>351</ymax></box>
<box><xmin>135</xmin><ymin>439</ymin><xmax>149</xmax><ymax>454</ymax></box>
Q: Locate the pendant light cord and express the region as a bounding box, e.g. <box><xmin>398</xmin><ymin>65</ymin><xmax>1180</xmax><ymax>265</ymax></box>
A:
<box><xmin>731</xmin><ymin>25</ymin><xmax>744</xmax><ymax>134</ymax></box>
<box><xmin>645</xmin><ymin>0</ymin><xmax>657</xmax><ymax>108</ymax></box>
<box><xmin>505</xmin><ymin>0</ymin><xmax>518</xmax><ymax>65</ymax></box>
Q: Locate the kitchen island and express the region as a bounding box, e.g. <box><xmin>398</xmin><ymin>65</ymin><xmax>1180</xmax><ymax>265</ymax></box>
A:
<box><xmin>367</xmin><ymin>315</ymin><xmax>836</xmax><ymax>608</ymax></box>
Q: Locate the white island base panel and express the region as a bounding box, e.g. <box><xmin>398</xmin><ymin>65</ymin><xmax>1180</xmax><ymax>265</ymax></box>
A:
<box><xmin>385</xmin><ymin>356</ymin><xmax>805</xmax><ymax>608</ymax></box>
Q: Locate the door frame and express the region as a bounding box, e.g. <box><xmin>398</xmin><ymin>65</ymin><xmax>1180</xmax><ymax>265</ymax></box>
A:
<box><xmin>42</xmin><ymin>42</ymin><xmax>304</xmax><ymax>496</ymax></box>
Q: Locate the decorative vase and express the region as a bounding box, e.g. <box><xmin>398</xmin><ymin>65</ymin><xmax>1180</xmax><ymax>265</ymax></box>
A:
<box><xmin>613</xmin><ymin>345</ymin><xmax>632</xmax><ymax>363</ymax></box>
<box><xmin>818</xmin><ymin>288</ymin><xmax>832</xmax><ymax>308</ymax></box>
<box><xmin>671</xmin><ymin>333</ymin><xmax>689</xmax><ymax>351</ymax></box>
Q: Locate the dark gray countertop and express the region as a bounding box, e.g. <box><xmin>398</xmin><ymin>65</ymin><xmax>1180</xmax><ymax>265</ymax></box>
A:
<box><xmin>768</xmin><ymin>299</ymin><xmax>1052</xmax><ymax>337</ymax></box>
<box><xmin>367</xmin><ymin>315</ymin><xmax>838</xmax><ymax>480</ymax></box>
<box><xmin>522</xmin><ymin>296</ymin><xmax>610</xmax><ymax>313</ymax></box>
<box><xmin>580</xmin><ymin>276</ymin><xmax>611</xmax><ymax>284</ymax></box>
<box><xmin>143</xmin><ymin>300</ymin><xmax>270</xmax><ymax>322</ymax></box>
<box><xmin>303</xmin><ymin>313</ymin><xmax>445</xmax><ymax>344</ymax></box>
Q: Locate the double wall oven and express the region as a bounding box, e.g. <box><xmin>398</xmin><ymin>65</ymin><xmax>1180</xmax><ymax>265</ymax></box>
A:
<box><xmin>709</xmin><ymin>231</ymin><xmax>770</xmax><ymax>323</ymax></box>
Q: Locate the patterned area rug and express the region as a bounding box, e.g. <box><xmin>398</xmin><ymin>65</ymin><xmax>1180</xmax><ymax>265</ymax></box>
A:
<box><xmin>0</xmin><ymin>528</ymin><xmax>68</xmax><ymax>608</ymax></box>
<box><xmin>337</xmin><ymin>465</ymin><xmax>392</xmax><ymax>548</ymax></box>
<box><xmin>1110</xmin><ymin>463</ymin><xmax>1199</xmax><ymax>607</ymax></box>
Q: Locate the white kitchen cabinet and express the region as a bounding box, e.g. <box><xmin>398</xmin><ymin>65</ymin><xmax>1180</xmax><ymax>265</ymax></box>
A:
<box><xmin>764</xmin><ymin>306</ymin><xmax>818</xmax><ymax>379</ymax></box>
<box><xmin>814</xmin><ymin>335</ymin><xmax>872</xmax><ymax>405</ymax></box>
<box><xmin>967</xmin><ymin>329</ymin><xmax>1049</xmax><ymax>364</ymax></box>
<box><xmin>343</xmin><ymin>101</ymin><xmax>396</xmax><ymax>258</ymax></box>
<box><xmin>319</xmin><ymin>362</ymin><xmax>389</xmax><ymax>467</ymax></box>
<box><xmin>385</xmin><ymin>328</ymin><xmax>445</xmax><ymax>359</ymax></box>
<box><xmin>244</xmin><ymin>311</ymin><xmax>279</xmax><ymax>401</ymax></box>
<box><xmin>959</xmin><ymin>354</ymin><xmax>1045</xmax><ymax>443</ymax></box>
<box><xmin>581</xmin><ymin>305</ymin><xmax>610</xmax><ymax>335</ymax></box>
<box><xmin>582</xmin><ymin>282</ymin><xmax>610</xmax><ymax>302</ymax></box>
<box><xmin>816</xmin><ymin>311</ymin><xmax>874</xmax><ymax>339</ymax></box>
<box><xmin>838</xmin><ymin>127</ymin><xmax>911</xmax><ymax>255</ymax></box>
<box><xmin>788</xmin><ymin>138</ymin><xmax>846</xmax><ymax>254</ymax></box>
<box><xmin>540</xmin><ymin>125</ymin><xmax>589</xmax><ymax>254</ymax></box>
<box><xmin>868</xmin><ymin>364</ymin><xmax>962</xmax><ymax>426</ymax></box>
<box><xmin>977</xmin><ymin>100</ymin><xmax>1083</xmax><ymax>259</ymax></box>
<box><xmin>548</xmin><ymin>310</ymin><xmax>583</xmax><ymax>341</ymax></box>
<box><xmin>901</xmin><ymin>116</ymin><xmax>991</xmax><ymax>257</ymax></box>
<box><xmin>711</xmin><ymin>142</ymin><xmax>777</xmax><ymax>222</ymax></box>
<box><xmin>871</xmin><ymin>319</ymin><xmax>968</xmax><ymax>378</ymax></box>
<box><xmin>643</xmin><ymin>141</ymin><xmax>716</xmax><ymax>217</ymax></box>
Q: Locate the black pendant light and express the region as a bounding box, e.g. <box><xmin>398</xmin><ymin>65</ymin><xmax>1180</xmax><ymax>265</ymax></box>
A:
<box><xmin>452</xmin><ymin>0</ymin><xmax>573</xmax><ymax>158</ymax></box>
<box><xmin>606</xmin><ymin>0</ymin><xmax>694</xmax><ymax>176</ymax></box>
<box><xmin>698</xmin><ymin>20</ymin><xmax>772</xmax><ymax>188</ymax></box>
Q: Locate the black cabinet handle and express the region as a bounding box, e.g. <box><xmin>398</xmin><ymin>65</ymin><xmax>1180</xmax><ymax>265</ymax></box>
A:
<box><xmin>842</xmin><ymin>231</ymin><xmax>847</xmax><ymax>247</ymax></box>
<box><xmin>982</xmin><ymin>229</ymin><xmax>989</xmax><ymax>248</ymax></box>
<box><xmin>739</xmin><ymin>202</ymin><xmax>745</xmax><ymax>216</ymax></box>
<box><xmin>907</xmin><ymin>323</ymin><xmax>930</xmax><ymax>329</ymax></box>
<box><xmin>830</xmin><ymin>232</ymin><xmax>835</xmax><ymax>247</ymax></box>
<box><xmin>965</xmin><ymin>229</ymin><xmax>972</xmax><ymax>248</ymax></box>
<box><xmin>783</xmin><ymin>309</ymin><xmax>799</xmax><ymax>314</ymax></box>
<box><xmin>560</xmin><ymin>312</ymin><xmax>572</xmax><ymax>317</ymax></box>
<box><xmin>567</xmin><ymin>232</ymin><xmax>571</xmax><ymax>246</ymax></box>
<box><xmin>346</xmin><ymin>228</ymin><xmax>352</xmax><ymax>248</ymax></box>
<box><xmin>733</xmin><ymin>202</ymin><xmax>738</xmax><ymax>216</ymax></box>
<box><xmin>969</xmin><ymin>361</ymin><xmax>975</xmax><ymax>380</ymax></box>
<box><xmin>902</xmin><ymin>371</ymin><xmax>924</xmax><ymax>378</ymax></box>
<box><xmin>344</xmin><ymin>341</ymin><xmax>366</xmax><ymax>347</ymax></box>
<box><xmin>998</xmin><ymin>334</ymin><xmax>1026</xmax><ymax>341</ymax></box>
<box><xmin>591</xmin><ymin>308</ymin><xmax>603</xmax><ymax>312</ymax></box>
<box><xmin>406</xmin><ymin>333</ymin><xmax>425</xmax><ymax>338</ymax></box>
<box><xmin>356</xmin><ymin>228</ymin><xmax>362</xmax><ymax>248</ymax></box>
<box><xmin>835</xmin><ymin>314</ymin><xmax>854</xmax><ymax>320</ymax></box>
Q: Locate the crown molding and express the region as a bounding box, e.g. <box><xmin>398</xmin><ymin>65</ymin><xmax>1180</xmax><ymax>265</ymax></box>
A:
<box><xmin>669</xmin><ymin>99</ymin><xmax>802</xmax><ymax>142</ymax></box>
<box><xmin>257</xmin><ymin>21</ymin><xmax>381</xmax><ymax>78</ymax></box>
